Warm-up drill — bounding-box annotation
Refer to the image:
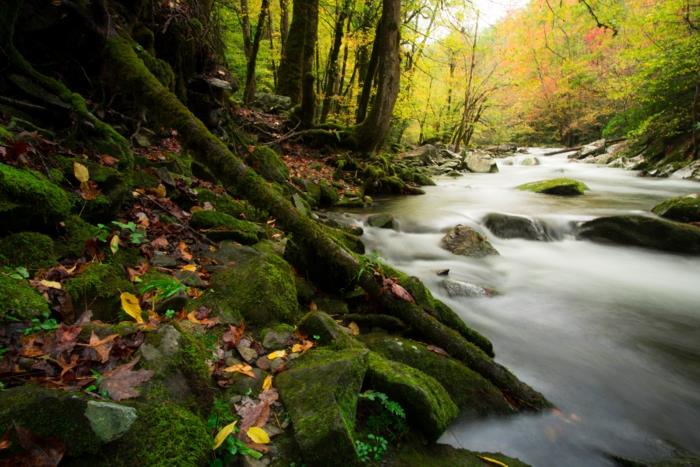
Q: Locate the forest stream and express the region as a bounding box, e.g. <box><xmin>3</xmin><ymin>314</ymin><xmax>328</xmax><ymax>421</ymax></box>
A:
<box><xmin>347</xmin><ymin>149</ymin><xmax>700</xmax><ymax>466</ymax></box>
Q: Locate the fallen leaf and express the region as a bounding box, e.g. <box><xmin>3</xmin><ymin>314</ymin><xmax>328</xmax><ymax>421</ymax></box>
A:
<box><xmin>266</xmin><ymin>350</ymin><xmax>286</xmax><ymax>361</ymax></box>
<box><xmin>426</xmin><ymin>345</ymin><xmax>449</xmax><ymax>357</ymax></box>
<box><xmin>110</xmin><ymin>235</ymin><xmax>120</xmax><ymax>255</ymax></box>
<box><xmin>478</xmin><ymin>456</ymin><xmax>508</xmax><ymax>467</ymax></box>
<box><xmin>389</xmin><ymin>280</ymin><xmax>414</xmax><ymax>303</ymax></box>
<box><xmin>151</xmin><ymin>236</ymin><xmax>169</xmax><ymax>249</ymax></box>
<box><xmin>291</xmin><ymin>340</ymin><xmax>314</xmax><ymax>354</ymax></box>
<box><xmin>177</xmin><ymin>241</ymin><xmax>192</xmax><ymax>261</ymax></box>
<box><xmin>39</xmin><ymin>279</ymin><xmax>62</xmax><ymax>290</ymax></box>
<box><xmin>0</xmin><ymin>428</ymin><xmax>11</xmax><ymax>450</ymax></box>
<box><xmin>237</xmin><ymin>388</ymin><xmax>278</xmax><ymax>433</ymax></box>
<box><xmin>223</xmin><ymin>363</ymin><xmax>256</xmax><ymax>378</ymax></box>
<box><xmin>99</xmin><ymin>357</ymin><xmax>153</xmax><ymax>401</ymax></box>
<box><xmin>99</xmin><ymin>154</ymin><xmax>119</xmax><ymax>167</ymax></box>
<box><xmin>262</xmin><ymin>375</ymin><xmax>272</xmax><ymax>391</ymax></box>
<box><xmin>246</xmin><ymin>427</ymin><xmax>270</xmax><ymax>444</ymax></box>
<box><xmin>73</xmin><ymin>161</ymin><xmax>89</xmax><ymax>183</ymax></box>
<box><xmin>82</xmin><ymin>331</ymin><xmax>119</xmax><ymax>363</ymax></box>
<box><xmin>222</xmin><ymin>324</ymin><xmax>245</xmax><ymax>348</ymax></box>
<box><xmin>213</xmin><ymin>421</ymin><xmax>237</xmax><ymax>450</ymax></box>
<box><xmin>348</xmin><ymin>321</ymin><xmax>360</xmax><ymax>336</ymax></box>
<box><xmin>9</xmin><ymin>424</ymin><xmax>65</xmax><ymax>466</ymax></box>
<box><xmin>120</xmin><ymin>292</ymin><xmax>144</xmax><ymax>324</ymax></box>
<box><xmin>152</xmin><ymin>184</ymin><xmax>167</xmax><ymax>198</ymax></box>
<box><xmin>54</xmin><ymin>353</ymin><xmax>80</xmax><ymax>378</ymax></box>
<box><xmin>181</xmin><ymin>264</ymin><xmax>197</xmax><ymax>272</ymax></box>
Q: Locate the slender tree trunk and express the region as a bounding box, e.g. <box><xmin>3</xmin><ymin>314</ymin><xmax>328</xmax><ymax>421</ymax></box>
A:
<box><xmin>320</xmin><ymin>0</ymin><xmax>350</xmax><ymax>122</ymax></box>
<box><xmin>279</xmin><ymin>0</ymin><xmax>290</xmax><ymax>50</ymax></box>
<box><xmin>277</xmin><ymin>0</ymin><xmax>318</xmax><ymax>108</ymax></box>
<box><xmin>355</xmin><ymin>39</ymin><xmax>379</xmax><ymax>123</ymax></box>
<box><xmin>353</xmin><ymin>0</ymin><xmax>401</xmax><ymax>153</ymax></box>
<box><xmin>267</xmin><ymin>12</ymin><xmax>278</xmax><ymax>89</ymax></box>
<box><xmin>453</xmin><ymin>14</ymin><xmax>479</xmax><ymax>153</ymax></box>
<box><xmin>240</xmin><ymin>0</ymin><xmax>253</xmax><ymax>58</ymax></box>
<box><xmin>243</xmin><ymin>0</ymin><xmax>270</xmax><ymax>104</ymax></box>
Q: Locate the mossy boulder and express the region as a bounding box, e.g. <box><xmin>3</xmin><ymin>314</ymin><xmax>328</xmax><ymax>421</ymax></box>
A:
<box><xmin>64</xmin><ymin>262</ymin><xmax>134</xmax><ymax>322</ymax></box>
<box><xmin>651</xmin><ymin>194</ymin><xmax>700</xmax><ymax>223</ymax></box>
<box><xmin>0</xmin><ymin>232</ymin><xmax>56</xmax><ymax>270</ymax></box>
<box><xmin>196</xmin><ymin>188</ymin><xmax>261</xmax><ymax>220</ymax></box>
<box><xmin>440</xmin><ymin>224</ymin><xmax>499</xmax><ymax>258</ymax></box>
<box><xmin>0</xmin><ymin>386</ymin><xmax>105</xmax><ymax>457</ymax></box>
<box><xmin>190</xmin><ymin>210</ymin><xmax>263</xmax><ymax>244</ymax></box>
<box><xmin>297</xmin><ymin>311</ymin><xmax>366</xmax><ymax>350</ymax></box>
<box><xmin>577</xmin><ymin>215</ymin><xmax>700</xmax><ymax>254</ymax></box>
<box><xmin>57</xmin><ymin>215</ymin><xmax>100</xmax><ymax>258</ymax></box>
<box><xmin>206</xmin><ymin>251</ymin><xmax>299</xmax><ymax>325</ymax></box>
<box><xmin>361</xmin><ymin>334</ymin><xmax>513</xmax><ymax>416</ymax></box>
<box><xmin>0</xmin><ymin>162</ymin><xmax>72</xmax><ymax>232</ymax></box>
<box><xmin>96</xmin><ymin>402</ymin><xmax>211</xmax><ymax>467</ymax></box>
<box><xmin>0</xmin><ymin>274</ymin><xmax>49</xmax><ymax>321</ymax></box>
<box><xmin>517</xmin><ymin>177</ymin><xmax>588</xmax><ymax>196</ymax></box>
<box><xmin>365</xmin><ymin>352</ymin><xmax>458</xmax><ymax>441</ymax></box>
<box><xmin>247</xmin><ymin>146</ymin><xmax>289</xmax><ymax>184</ymax></box>
<box><xmin>276</xmin><ymin>348</ymin><xmax>369</xmax><ymax>466</ymax></box>
<box><xmin>367</xmin><ymin>213</ymin><xmax>395</xmax><ymax>229</ymax></box>
<box><xmin>482</xmin><ymin>212</ymin><xmax>548</xmax><ymax>241</ymax></box>
<box><xmin>319</xmin><ymin>180</ymin><xmax>339</xmax><ymax>207</ymax></box>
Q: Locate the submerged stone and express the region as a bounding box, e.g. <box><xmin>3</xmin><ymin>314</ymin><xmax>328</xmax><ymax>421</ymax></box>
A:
<box><xmin>440</xmin><ymin>224</ymin><xmax>499</xmax><ymax>258</ymax></box>
<box><xmin>367</xmin><ymin>213</ymin><xmax>395</xmax><ymax>229</ymax></box>
<box><xmin>482</xmin><ymin>212</ymin><xmax>548</xmax><ymax>240</ymax></box>
<box><xmin>439</xmin><ymin>279</ymin><xmax>490</xmax><ymax>298</ymax></box>
<box><xmin>517</xmin><ymin>177</ymin><xmax>588</xmax><ymax>196</ymax></box>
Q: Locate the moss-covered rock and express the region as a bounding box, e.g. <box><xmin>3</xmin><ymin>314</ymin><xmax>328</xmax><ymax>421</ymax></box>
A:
<box><xmin>365</xmin><ymin>352</ymin><xmax>458</xmax><ymax>442</ymax></box>
<box><xmin>0</xmin><ymin>162</ymin><xmax>72</xmax><ymax>232</ymax></box>
<box><xmin>64</xmin><ymin>262</ymin><xmax>134</xmax><ymax>322</ymax></box>
<box><xmin>319</xmin><ymin>180</ymin><xmax>339</xmax><ymax>207</ymax></box>
<box><xmin>440</xmin><ymin>224</ymin><xmax>499</xmax><ymax>258</ymax></box>
<box><xmin>0</xmin><ymin>273</ymin><xmax>49</xmax><ymax>321</ymax></box>
<box><xmin>297</xmin><ymin>311</ymin><xmax>366</xmax><ymax>350</ymax></box>
<box><xmin>247</xmin><ymin>146</ymin><xmax>289</xmax><ymax>184</ymax></box>
<box><xmin>361</xmin><ymin>334</ymin><xmax>513</xmax><ymax>415</ymax></box>
<box><xmin>190</xmin><ymin>210</ymin><xmax>263</xmax><ymax>244</ymax></box>
<box><xmin>651</xmin><ymin>193</ymin><xmax>700</xmax><ymax>223</ymax></box>
<box><xmin>0</xmin><ymin>232</ymin><xmax>56</xmax><ymax>270</ymax></box>
<box><xmin>206</xmin><ymin>251</ymin><xmax>299</xmax><ymax>325</ymax></box>
<box><xmin>196</xmin><ymin>188</ymin><xmax>261</xmax><ymax>221</ymax></box>
<box><xmin>276</xmin><ymin>348</ymin><xmax>369</xmax><ymax>466</ymax></box>
<box><xmin>577</xmin><ymin>215</ymin><xmax>700</xmax><ymax>254</ymax></box>
<box><xmin>0</xmin><ymin>385</ymin><xmax>103</xmax><ymax>457</ymax></box>
<box><xmin>517</xmin><ymin>177</ymin><xmax>588</xmax><ymax>196</ymax></box>
<box><xmin>57</xmin><ymin>215</ymin><xmax>100</xmax><ymax>258</ymax></box>
<box><xmin>97</xmin><ymin>402</ymin><xmax>211</xmax><ymax>467</ymax></box>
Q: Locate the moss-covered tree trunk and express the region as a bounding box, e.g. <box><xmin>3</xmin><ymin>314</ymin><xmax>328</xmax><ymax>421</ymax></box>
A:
<box><xmin>353</xmin><ymin>0</ymin><xmax>400</xmax><ymax>153</ymax></box>
<box><xmin>243</xmin><ymin>0</ymin><xmax>270</xmax><ymax>104</ymax></box>
<box><xmin>320</xmin><ymin>0</ymin><xmax>350</xmax><ymax>123</ymax></box>
<box><xmin>277</xmin><ymin>0</ymin><xmax>318</xmax><ymax>109</ymax></box>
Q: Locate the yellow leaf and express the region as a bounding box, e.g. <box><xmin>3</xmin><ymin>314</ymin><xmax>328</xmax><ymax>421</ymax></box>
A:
<box><xmin>39</xmin><ymin>279</ymin><xmax>62</xmax><ymax>289</ymax></box>
<box><xmin>187</xmin><ymin>311</ymin><xmax>201</xmax><ymax>324</ymax></box>
<box><xmin>266</xmin><ymin>350</ymin><xmax>286</xmax><ymax>360</ymax></box>
<box><xmin>478</xmin><ymin>456</ymin><xmax>508</xmax><ymax>467</ymax></box>
<box><xmin>110</xmin><ymin>235</ymin><xmax>120</xmax><ymax>255</ymax></box>
<box><xmin>223</xmin><ymin>363</ymin><xmax>255</xmax><ymax>378</ymax></box>
<box><xmin>181</xmin><ymin>264</ymin><xmax>197</xmax><ymax>272</ymax></box>
<box><xmin>73</xmin><ymin>161</ymin><xmax>89</xmax><ymax>183</ymax></box>
<box><xmin>246</xmin><ymin>426</ymin><xmax>270</xmax><ymax>444</ymax></box>
<box><xmin>291</xmin><ymin>340</ymin><xmax>314</xmax><ymax>354</ymax></box>
<box><xmin>213</xmin><ymin>421</ymin><xmax>237</xmax><ymax>450</ymax></box>
<box><xmin>348</xmin><ymin>321</ymin><xmax>360</xmax><ymax>336</ymax></box>
<box><xmin>262</xmin><ymin>375</ymin><xmax>272</xmax><ymax>391</ymax></box>
<box><xmin>153</xmin><ymin>184</ymin><xmax>167</xmax><ymax>198</ymax></box>
<box><xmin>120</xmin><ymin>292</ymin><xmax>144</xmax><ymax>324</ymax></box>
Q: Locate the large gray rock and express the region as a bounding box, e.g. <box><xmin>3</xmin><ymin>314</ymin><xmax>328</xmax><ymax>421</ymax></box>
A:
<box><xmin>571</xmin><ymin>139</ymin><xmax>606</xmax><ymax>160</ymax></box>
<box><xmin>440</xmin><ymin>225</ymin><xmax>499</xmax><ymax>257</ymax></box>
<box><xmin>577</xmin><ymin>215</ymin><xmax>700</xmax><ymax>254</ymax></box>
<box><xmin>672</xmin><ymin>160</ymin><xmax>700</xmax><ymax>181</ymax></box>
<box><xmin>440</xmin><ymin>279</ymin><xmax>490</xmax><ymax>298</ymax></box>
<box><xmin>367</xmin><ymin>213</ymin><xmax>395</xmax><ymax>229</ymax></box>
<box><xmin>85</xmin><ymin>401</ymin><xmax>138</xmax><ymax>442</ymax></box>
<box><xmin>465</xmin><ymin>152</ymin><xmax>499</xmax><ymax>173</ymax></box>
<box><xmin>483</xmin><ymin>212</ymin><xmax>548</xmax><ymax>240</ymax></box>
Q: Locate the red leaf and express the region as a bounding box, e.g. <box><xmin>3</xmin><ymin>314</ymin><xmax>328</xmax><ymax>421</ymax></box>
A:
<box><xmin>99</xmin><ymin>357</ymin><xmax>153</xmax><ymax>401</ymax></box>
<box><xmin>223</xmin><ymin>324</ymin><xmax>245</xmax><ymax>348</ymax></box>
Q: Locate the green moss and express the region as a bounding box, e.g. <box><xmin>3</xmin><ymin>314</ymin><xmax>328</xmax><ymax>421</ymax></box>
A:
<box><xmin>0</xmin><ymin>385</ymin><xmax>101</xmax><ymax>457</ymax></box>
<box><xmin>247</xmin><ymin>146</ymin><xmax>289</xmax><ymax>184</ymax></box>
<box><xmin>0</xmin><ymin>273</ymin><xmax>50</xmax><ymax>321</ymax></box>
<box><xmin>58</xmin><ymin>215</ymin><xmax>99</xmax><ymax>258</ymax></box>
<box><xmin>136</xmin><ymin>47</ymin><xmax>176</xmax><ymax>91</ymax></box>
<box><xmin>517</xmin><ymin>177</ymin><xmax>588</xmax><ymax>196</ymax></box>
<box><xmin>297</xmin><ymin>311</ymin><xmax>365</xmax><ymax>350</ymax></box>
<box><xmin>320</xmin><ymin>223</ymin><xmax>365</xmax><ymax>254</ymax></box>
<box><xmin>196</xmin><ymin>188</ymin><xmax>261</xmax><ymax>220</ymax></box>
<box><xmin>207</xmin><ymin>252</ymin><xmax>299</xmax><ymax>325</ymax></box>
<box><xmin>64</xmin><ymin>262</ymin><xmax>134</xmax><ymax>322</ymax></box>
<box><xmin>361</xmin><ymin>333</ymin><xmax>513</xmax><ymax>415</ymax></box>
<box><xmin>365</xmin><ymin>352</ymin><xmax>458</xmax><ymax>442</ymax></box>
<box><xmin>0</xmin><ymin>162</ymin><xmax>72</xmax><ymax>231</ymax></box>
<box><xmin>100</xmin><ymin>403</ymin><xmax>211</xmax><ymax>467</ymax></box>
<box><xmin>0</xmin><ymin>232</ymin><xmax>56</xmax><ymax>270</ymax></box>
<box><xmin>190</xmin><ymin>210</ymin><xmax>263</xmax><ymax>244</ymax></box>
<box><xmin>319</xmin><ymin>180</ymin><xmax>339</xmax><ymax>206</ymax></box>
<box><xmin>276</xmin><ymin>348</ymin><xmax>369</xmax><ymax>466</ymax></box>
<box><xmin>652</xmin><ymin>193</ymin><xmax>700</xmax><ymax>223</ymax></box>
<box><xmin>172</xmin><ymin>327</ymin><xmax>214</xmax><ymax>413</ymax></box>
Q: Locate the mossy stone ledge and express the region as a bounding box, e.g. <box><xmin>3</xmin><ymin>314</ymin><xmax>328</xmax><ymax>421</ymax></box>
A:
<box><xmin>190</xmin><ymin>209</ymin><xmax>263</xmax><ymax>244</ymax></box>
<box><xmin>517</xmin><ymin>177</ymin><xmax>588</xmax><ymax>196</ymax></box>
<box><xmin>651</xmin><ymin>193</ymin><xmax>700</xmax><ymax>223</ymax></box>
<box><xmin>64</xmin><ymin>262</ymin><xmax>134</xmax><ymax>322</ymax></box>
<box><xmin>0</xmin><ymin>273</ymin><xmax>50</xmax><ymax>321</ymax></box>
<box><xmin>0</xmin><ymin>231</ymin><xmax>56</xmax><ymax>271</ymax></box>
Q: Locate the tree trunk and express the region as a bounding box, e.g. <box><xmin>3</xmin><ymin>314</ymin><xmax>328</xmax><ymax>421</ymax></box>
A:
<box><xmin>240</xmin><ymin>0</ymin><xmax>253</xmax><ymax>58</ymax></box>
<box><xmin>277</xmin><ymin>0</ymin><xmax>318</xmax><ymax>107</ymax></box>
<box><xmin>320</xmin><ymin>0</ymin><xmax>349</xmax><ymax>123</ymax></box>
<box><xmin>279</xmin><ymin>0</ymin><xmax>289</xmax><ymax>50</ymax></box>
<box><xmin>355</xmin><ymin>37</ymin><xmax>379</xmax><ymax>124</ymax></box>
<box><xmin>243</xmin><ymin>0</ymin><xmax>270</xmax><ymax>104</ymax></box>
<box><xmin>353</xmin><ymin>0</ymin><xmax>401</xmax><ymax>153</ymax></box>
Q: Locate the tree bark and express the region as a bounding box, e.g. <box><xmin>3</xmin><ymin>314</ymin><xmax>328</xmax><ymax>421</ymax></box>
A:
<box><xmin>320</xmin><ymin>0</ymin><xmax>350</xmax><ymax>123</ymax></box>
<box><xmin>353</xmin><ymin>0</ymin><xmax>401</xmax><ymax>153</ymax></box>
<box><xmin>243</xmin><ymin>0</ymin><xmax>270</xmax><ymax>104</ymax></box>
<box><xmin>279</xmin><ymin>0</ymin><xmax>289</xmax><ymax>50</ymax></box>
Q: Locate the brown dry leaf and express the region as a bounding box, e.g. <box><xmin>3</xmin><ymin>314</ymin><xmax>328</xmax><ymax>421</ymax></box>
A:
<box><xmin>99</xmin><ymin>154</ymin><xmax>119</xmax><ymax>167</ymax></box>
<box><xmin>223</xmin><ymin>363</ymin><xmax>256</xmax><ymax>378</ymax></box>
<box><xmin>151</xmin><ymin>236</ymin><xmax>169</xmax><ymax>249</ymax></box>
<box><xmin>54</xmin><ymin>323</ymin><xmax>82</xmax><ymax>354</ymax></box>
<box><xmin>237</xmin><ymin>388</ymin><xmax>279</xmax><ymax>433</ymax></box>
<box><xmin>426</xmin><ymin>345</ymin><xmax>449</xmax><ymax>357</ymax></box>
<box><xmin>222</xmin><ymin>324</ymin><xmax>245</xmax><ymax>348</ymax></box>
<box><xmin>177</xmin><ymin>241</ymin><xmax>192</xmax><ymax>261</ymax></box>
<box><xmin>79</xmin><ymin>180</ymin><xmax>102</xmax><ymax>200</ymax></box>
<box><xmin>291</xmin><ymin>340</ymin><xmax>314</xmax><ymax>354</ymax></box>
<box><xmin>99</xmin><ymin>357</ymin><xmax>153</xmax><ymax>401</ymax></box>
<box><xmin>348</xmin><ymin>321</ymin><xmax>360</xmax><ymax>336</ymax></box>
<box><xmin>309</xmin><ymin>302</ymin><xmax>317</xmax><ymax>311</ymax></box>
<box><xmin>9</xmin><ymin>424</ymin><xmax>65</xmax><ymax>467</ymax></box>
<box><xmin>135</xmin><ymin>212</ymin><xmax>150</xmax><ymax>227</ymax></box>
<box><xmin>0</xmin><ymin>428</ymin><xmax>11</xmax><ymax>450</ymax></box>
<box><xmin>55</xmin><ymin>353</ymin><xmax>80</xmax><ymax>378</ymax></box>
<box><xmin>81</xmin><ymin>332</ymin><xmax>119</xmax><ymax>363</ymax></box>
<box><xmin>20</xmin><ymin>336</ymin><xmax>45</xmax><ymax>357</ymax></box>
<box><xmin>150</xmin><ymin>184</ymin><xmax>167</xmax><ymax>198</ymax></box>
<box><xmin>384</xmin><ymin>278</ymin><xmax>415</xmax><ymax>303</ymax></box>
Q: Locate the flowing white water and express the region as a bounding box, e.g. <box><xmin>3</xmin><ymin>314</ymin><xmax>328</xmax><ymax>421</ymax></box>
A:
<box><xmin>350</xmin><ymin>149</ymin><xmax>700</xmax><ymax>466</ymax></box>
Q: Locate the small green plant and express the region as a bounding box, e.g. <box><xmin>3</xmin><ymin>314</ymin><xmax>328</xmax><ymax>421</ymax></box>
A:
<box><xmin>96</xmin><ymin>223</ymin><xmax>111</xmax><ymax>242</ymax></box>
<box><xmin>22</xmin><ymin>311</ymin><xmax>59</xmax><ymax>335</ymax></box>
<box><xmin>8</xmin><ymin>266</ymin><xmax>29</xmax><ymax>280</ymax></box>
<box><xmin>358</xmin><ymin>390</ymin><xmax>405</xmax><ymax>419</ymax></box>
<box><xmin>140</xmin><ymin>277</ymin><xmax>187</xmax><ymax>307</ymax></box>
<box><xmin>164</xmin><ymin>308</ymin><xmax>176</xmax><ymax>319</ymax></box>
<box><xmin>355</xmin><ymin>434</ymin><xmax>388</xmax><ymax>463</ymax></box>
<box><xmin>208</xmin><ymin>400</ymin><xmax>262</xmax><ymax>466</ymax></box>
<box><xmin>112</xmin><ymin>221</ymin><xmax>146</xmax><ymax>245</ymax></box>
<box><xmin>84</xmin><ymin>369</ymin><xmax>110</xmax><ymax>398</ymax></box>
